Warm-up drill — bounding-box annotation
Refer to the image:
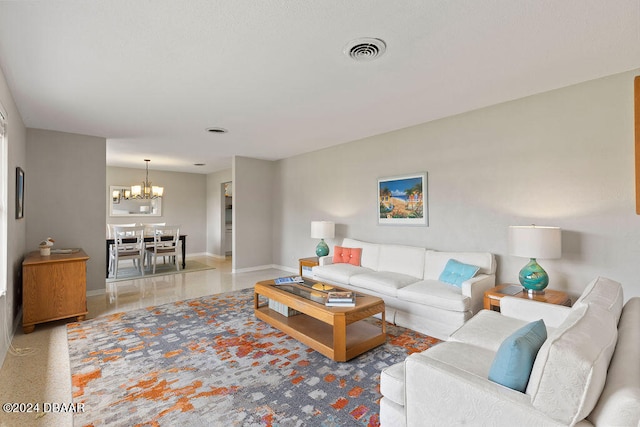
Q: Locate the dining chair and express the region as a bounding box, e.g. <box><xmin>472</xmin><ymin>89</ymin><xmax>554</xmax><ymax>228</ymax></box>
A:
<box><xmin>145</xmin><ymin>225</ymin><xmax>181</xmax><ymax>274</ymax></box>
<box><xmin>107</xmin><ymin>223</ymin><xmax>137</xmax><ymax>274</ymax></box>
<box><xmin>107</xmin><ymin>223</ymin><xmax>136</xmax><ymax>238</ymax></box>
<box><xmin>110</xmin><ymin>226</ymin><xmax>145</xmax><ymax>279</ymax></box>
<box><xmin>140</xmin><ymin>222</ymin><xmax>166</xmax><ymax>237</ymax></box>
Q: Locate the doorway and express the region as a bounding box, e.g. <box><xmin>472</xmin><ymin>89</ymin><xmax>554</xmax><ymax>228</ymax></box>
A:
<box><xmin>223</xmin><ymin>182</ymin><xmax>232</xmax><ymax>256</ymax></box>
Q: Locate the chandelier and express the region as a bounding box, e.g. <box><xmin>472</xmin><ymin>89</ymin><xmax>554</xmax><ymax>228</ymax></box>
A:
<box><xmin>130</xmin><ymin>159</ymin><xmax>163</xmax><ymax>199</ymax></box>
<box><xmin>107</xmin><ymin>159</ymin><xmax>164</xmax><ymax>203</ymax></box>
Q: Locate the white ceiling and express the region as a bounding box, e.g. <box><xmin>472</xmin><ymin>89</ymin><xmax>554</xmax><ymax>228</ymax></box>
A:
<box><xmin>0</xmin><ymin>1</ymin><xmax>639</xmax><ymax>174</ymax></box>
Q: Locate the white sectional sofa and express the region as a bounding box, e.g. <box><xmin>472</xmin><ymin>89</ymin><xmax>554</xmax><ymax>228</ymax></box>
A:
<box><xmin>311</xmin><ymin>238</ymin><xmax>496</xmax><ymax>340</ymax></box>
<box><xmin>380</xmin><ymin>276</ymin><xmax>640</xmax><ymax>426</ymax></box>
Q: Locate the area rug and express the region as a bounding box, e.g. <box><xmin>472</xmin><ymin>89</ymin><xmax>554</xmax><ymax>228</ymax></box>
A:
<box><xmin>106</xmin><ymin>260</ymin><xmax>215</xmax><ymax>282</ymax></box>
<box><xmin>67</xmin><ymin>288</ymin><xmax>440</xmax><ymax>426</ymax></box>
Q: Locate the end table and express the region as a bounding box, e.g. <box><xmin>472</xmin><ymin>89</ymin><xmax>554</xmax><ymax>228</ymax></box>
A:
<box><xmin>484</xmin><ymin>284</ymin><xmax>571</xmax><ymax>312</ymax></box>
<box><xmin>299</xmin><ymin>256</ymin><xmax>319</xmax><ymax>278</ymax></box>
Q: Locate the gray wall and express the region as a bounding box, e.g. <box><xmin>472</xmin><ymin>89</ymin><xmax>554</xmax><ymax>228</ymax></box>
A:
<box><xmin>233</xmin><ymin>156</ymin><xmax>275</xmax><ymax>271</ymax></box>
<box><xmin>107</xmin><ymin>166</ymin><xmax>207</xmax><ymax>255</ymax></box>
<box><xmin>0</xmin><ymin>64</ymin><xmax>27</xmax><ymax>368</ymax></box>
<box><xmin>26</xmin><ymin>129</ymin><xmax>106</xmax><ymax>293</ymax></box>
<box><xmin>206</xmin><ymin>169</ymin><xmax>231</xmax><ymax>257</ymax></box>
<box><xmin>273</xmin><ymin>70</ymin><xmax>640</xmax><ymax>301</ymax></box>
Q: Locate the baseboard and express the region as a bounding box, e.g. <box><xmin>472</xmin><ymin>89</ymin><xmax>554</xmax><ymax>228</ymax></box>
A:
<box><xmin>232</xmin><ymin>264</ymin><xmax>295</xmax><ymax>274</ymax></box>
<box><xmin>0</xmin><ymin>305</ymin><xmax>22</xmax><ymax>369</ymax></box>
<box><xmin>86</xmin><ymin>288</ymin><xmax>105</xmax><ymax>297</ymax></box>
<box><xmin>184</xmin><ymin>252</ymin><xmax>209</xmax><ymax>258</ymax></box>
<box><xmin>206</xmin><ymin>252</ymin><xmax>227</xmax><ymax>260</ymax></box>
<box><xmin>232</xmin><ymin>264</ymin><xmax>273</xmax><ymax>274</ymax></box>
<box><xmin>271</xmin><ymin>264</ymin><xmax>297</xmax><ymax>274</ymax></box>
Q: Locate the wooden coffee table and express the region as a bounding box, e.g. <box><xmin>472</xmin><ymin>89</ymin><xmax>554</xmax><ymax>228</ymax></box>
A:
<box><xmin>254</xmin><ymin>279</ymin><xmax>386</xmax><ymax>362</ymax></box>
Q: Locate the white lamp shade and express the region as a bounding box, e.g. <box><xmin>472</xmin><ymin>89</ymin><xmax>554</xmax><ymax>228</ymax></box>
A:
<box><xmin>509</xmin><ymin>225</ymin><xmax>561</xmax><ymax>259</ymax></box>
<box><xmin>152</xmin><ymin>186</ymin><xmax>164</xmax><ymax>197</ymax></box>
<box><xmin>311</xmin><ymin>221</ymin><xmax>335</xmax><ymax>239</ymax></box>
<box><xmin>131</xmin><ymin>185</ymin><xmax>142</xmax><ymax>197</ymax></box>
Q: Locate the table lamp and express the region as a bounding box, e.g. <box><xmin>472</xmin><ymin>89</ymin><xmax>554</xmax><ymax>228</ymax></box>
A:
<box><xmin>311</xmin><ymin>221</ymin><xmax>335</xmax><ymax>257</ymax></box>
<box><xmin>508</xmin><ymin>225</ymin><xmax>561</xmax><ymax>294</ymax></box>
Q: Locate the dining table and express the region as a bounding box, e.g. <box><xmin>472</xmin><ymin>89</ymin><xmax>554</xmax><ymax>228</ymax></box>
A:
<box><xmin>105</xmin><ymin>235</ymin><xmax>187</xmax><ymax>278</ymax></box>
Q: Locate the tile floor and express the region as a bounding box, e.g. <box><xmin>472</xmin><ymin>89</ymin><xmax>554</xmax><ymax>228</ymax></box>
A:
<box><xmin>0</xmin><ymin>256</ymin><xmax>289</xmax><ymax>427</ymax></box>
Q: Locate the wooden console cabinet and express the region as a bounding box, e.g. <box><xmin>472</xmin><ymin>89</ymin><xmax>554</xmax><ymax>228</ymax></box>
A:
<box><xmin>22</xmin><ymin>249</ymin><xmax>89</xmax><ymax>333</ymax></box>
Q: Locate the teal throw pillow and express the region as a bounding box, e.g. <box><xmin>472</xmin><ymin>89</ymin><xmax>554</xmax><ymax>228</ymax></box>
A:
<box><xmin>488</xmin><ymin>319</ymin><xmax>547</xmax><ymax>392</ymax></box>
<box><xmin>438</xmin><ymin>259</ymin><xmax>480</xmax><ymax>287</ymax></box>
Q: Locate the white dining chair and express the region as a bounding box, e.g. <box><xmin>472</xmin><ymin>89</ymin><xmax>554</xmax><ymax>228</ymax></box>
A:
<box><xmin>107</xmin><ymin>223</ymin><xmax>137</xmax><ymax>274</ymax></box>
<box><xmin>110</xmin><ymin>226</ymin><xmax>145</xmax><ymax>278</ymax></box>
<box><xmin>140</xmin><ymin>222</ymin><xmax>166</xmax><ymax>237</ymax></box>
<box><xmin>145</xmin><ymin>225</ymin><xmax>181</xmax><ymax>274</ymax></box>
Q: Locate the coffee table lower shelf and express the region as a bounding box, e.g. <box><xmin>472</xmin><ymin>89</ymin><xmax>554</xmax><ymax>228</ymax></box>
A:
<box><xmin>255</xmin><ymin>306</ymin><xmax>385</xmax><ymax>362</ymax></box>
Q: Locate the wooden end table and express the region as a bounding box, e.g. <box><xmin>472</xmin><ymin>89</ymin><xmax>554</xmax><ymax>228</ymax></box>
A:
<box><xmin>298</xmin><ymin>256</ymin><xmax>319</xmax><ymax>278</ymax></box>
<box><xmin>484</xmin><ymin>283</ymin><xmax>571</xmax><ymax>312</ymax></box>
<box><xmin>22</xmin><ymin>249</ymin><xmax>89</xmax><ymax>333</ymax></box>
<box><xmin>254</xmin><ymin>279</ymin><xmax>386</xmax><ymax>362</ymax></box>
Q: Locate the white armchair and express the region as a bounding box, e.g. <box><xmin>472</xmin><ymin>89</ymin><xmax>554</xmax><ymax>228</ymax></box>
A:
<box><xmin>380</xmin><ymin>277</ymin><xmax>639</xmax><ymax>427</ymax></box>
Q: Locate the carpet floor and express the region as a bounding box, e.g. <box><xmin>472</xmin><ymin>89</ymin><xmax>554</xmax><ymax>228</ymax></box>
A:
<box><xmin>67</xmin><ymin>288</ymin><xmax>440</xmax><ymax>426</ymax></box>
<box><xmin>106</xmin><ymin>260</ymin><xmax>215</xmax><ymax>282</ymax></box>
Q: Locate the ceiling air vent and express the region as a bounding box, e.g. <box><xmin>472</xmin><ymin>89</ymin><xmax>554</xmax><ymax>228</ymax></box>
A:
<box><xmin>206</xmin><ymin>127</ymin><xmax>228</xmax><ymax>134</ymax></box>
<box><xmin>344</xmin><ymin>38</ymin><xmax>386</xmax><ymax>62</ymax></box>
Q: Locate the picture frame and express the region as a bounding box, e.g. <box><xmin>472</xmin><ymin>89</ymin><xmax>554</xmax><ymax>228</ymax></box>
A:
<box><xmin>635</xmin><ymin>75</ymin><xmax>639</xmax><ymax>214</ymax></box>
<box><xmin>378</xmin><ymin>173</ymin><xmax>428</xmax><ymax>226</ymax></box>
<box><xmin>16</xmin><ymin>167</ymin><xmax>24</xmax><ymax>219</ymax></box>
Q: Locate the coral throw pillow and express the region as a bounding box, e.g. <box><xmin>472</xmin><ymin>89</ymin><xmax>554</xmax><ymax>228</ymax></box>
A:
<box><xmin>333</xmin><ymin>246</ymin><xmax>362</xmax><ymax>266</ymax></box>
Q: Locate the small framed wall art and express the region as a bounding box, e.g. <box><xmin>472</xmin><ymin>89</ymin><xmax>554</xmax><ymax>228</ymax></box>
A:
<box><xmin>16</xmin><ymin>167</ymin><xmax>24</xmax><ymax>219</ymax></box>
<box><xmin>378</xmin><ymin>172</ymin><xmax>427</xmax><ymax>226</ymax></box>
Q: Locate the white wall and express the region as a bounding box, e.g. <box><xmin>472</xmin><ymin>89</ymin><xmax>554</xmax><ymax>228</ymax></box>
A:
<box><xmin>0</xmin><ymin>64</ymin><xmax>26</xmax><ymax>368</ymax></box>
<box><xmin>273</xmin><ymin>70</ymin><xmax>640</xmax><ymax>301</ymax></box>
<box><xmin>233</xmin><ymin>156</ymin><xmax>275</xmax><ymax>271</ymax></box>
<box><xmin>206</xmin><ymin>169</ymin><xmax>231</xmax><ymax>257</ymax></box>
<box><xmin>107</xmin><ymin>166</ymin><xmax>207</xmax><ymax>256</ymax></box>
<box><xmin>27</xmin><ymin>129</ymin><xmax>106</xmax><ymax>293</ymax></box>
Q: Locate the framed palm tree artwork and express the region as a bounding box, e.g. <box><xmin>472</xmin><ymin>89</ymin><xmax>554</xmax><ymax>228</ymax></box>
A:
<box><xmin>378</xmin><ymin>173</ymin><xmax>427</xmax><ymax>225</ymax></box>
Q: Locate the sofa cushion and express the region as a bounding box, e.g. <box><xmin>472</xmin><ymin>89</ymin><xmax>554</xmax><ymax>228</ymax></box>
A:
<box><xmin>380</xmin><ymin>362</ymin><xmax>406</xmax><ymax>406</ymax></box>
<box><xmin>526</xmin><ymin>303</ymin><xmax>618</xmax><ymax>425</ymax></box>
<box><xmin>349</xmin><ymin>271</ymin><xmax>420</xmax><ymax>297</ymax></box>
<box><xmin>488</xmin><ymin>319</ymin><xmax>547</xmax><ymax>392</ymax></box>
<box><xmin>312</xmin><ymin>263</ymin><xmax>372</xmax><ymax>284</ymax></box>
<box><xmin>420</xmin><ymin>341</ymin><xmax>496</xmax><ymax>378</ymax></box>
<box><xmin>423</xmin><ymin>251</ymin><xmax>495</xmax><ymax>280</ymax></box>
<box><xmin>377</xmin><ymin>244</ymin><xmax>425</xmax><ymax>278</ymax></box>
<box><xmin>450</xmin><ymin>310</ymin><xmax>531</xmax><ymax>352</ymax></box>
<box><xmin>574</xmin><ymin>276</ymin><xmax>623</xmax><ymax>324</ymax></box>
<box><xmin>342</xmin><ymin>238</ymin><xmax>380</xmax><ymax>270</ymax></box>
<box><xmin>438</xmin><ymin>259</ymin><xmax>480</xmax><ymax>287</ymax></box>
<box><xmin>380</xmin><ymin>398</ymin><xmax>405</xmax><ymax>427</ymax></box>
<box><xmin>332</xmin><ymin>246</ymin><xmax>362</xmax><ymax>266</ymax></box>
<box><xmin>397</xmin><ymin>280</ymin><xmax>471</xmax><ymax>312</ymax></box>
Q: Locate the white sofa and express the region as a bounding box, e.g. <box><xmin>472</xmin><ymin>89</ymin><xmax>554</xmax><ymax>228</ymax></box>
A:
<box><xmin>312</xmin><ymin>238</ymin><xmax>496</xmax><ymax>340</ymax></box>
<box><xmin>380</xmin><ymin>276</ymin><xmax>640</xmax><ymax>426</ymax></box>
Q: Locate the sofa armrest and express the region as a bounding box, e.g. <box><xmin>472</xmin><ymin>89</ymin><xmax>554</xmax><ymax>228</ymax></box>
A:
<box><xmin>461</xmin><ymin>274</ymin><xmax>496</xmax><ymax>314</ymax></box>
<box><xmin>499</xmin><ymin>297</ymin><xmax>571</xmax><ymax>328</ymax></box>
<box><xmin>405</xmin><ymin>353</ymin><xmax>564</xmax><ymax>426</ymax></box>
<box><xmin>318</xmin><ymin>255</ymin><xmax>333</xmax><ymax>266</ymax></box>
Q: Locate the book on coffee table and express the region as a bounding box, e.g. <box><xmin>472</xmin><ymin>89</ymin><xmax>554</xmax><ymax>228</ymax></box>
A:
<box><xmin>325</xmin><ymin>300</ymin><xmax>356</xmax><ymax>307</ymax></box>
<box><xmin>326</xmin><ymin>291</ymin><xmax>355</xmax><ymax>307</ymax></box>
<box><xmin>274</xmin><ymin>276</ymin><xmax>304</xmax><ymax>285</ymax></box>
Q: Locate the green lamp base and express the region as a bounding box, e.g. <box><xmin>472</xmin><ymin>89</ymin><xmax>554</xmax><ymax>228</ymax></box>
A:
<box><xmin>519</xmin><ymin>258</ymin><xmax>549</xmax><ymax>294</ymax></box>
<box><xmin>315</xmin><ymin>239</ymin><xmax>329</xmax><ymax>257</ymax></box>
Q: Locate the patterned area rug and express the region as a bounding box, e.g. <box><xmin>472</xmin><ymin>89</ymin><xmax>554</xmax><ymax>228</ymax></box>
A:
<box><xmin>67</xmin><ymin>288</ymin><xmax>440</xmax><ymax>426</ymax></box>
